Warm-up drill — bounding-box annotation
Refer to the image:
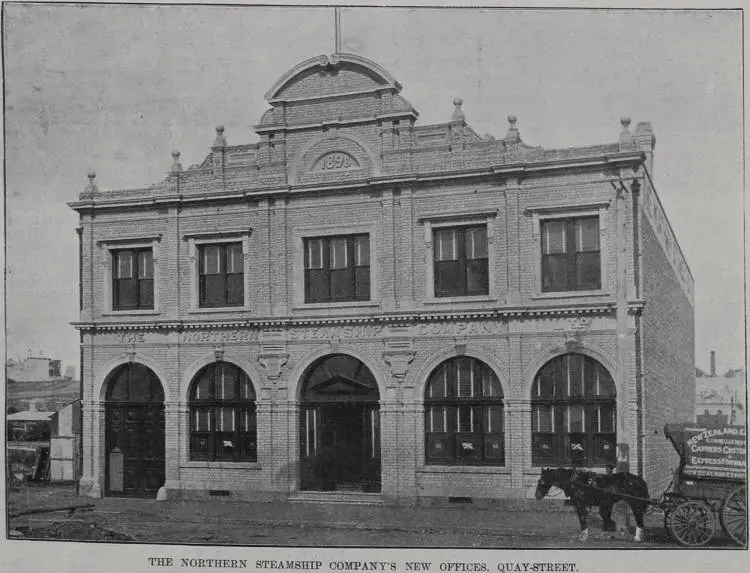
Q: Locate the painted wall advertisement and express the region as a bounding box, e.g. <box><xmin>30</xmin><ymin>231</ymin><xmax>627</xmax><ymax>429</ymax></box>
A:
<box><xmin>681</xmin><ymin>425</ymin><xmax>746</xmax><ymax>480</ymax></box>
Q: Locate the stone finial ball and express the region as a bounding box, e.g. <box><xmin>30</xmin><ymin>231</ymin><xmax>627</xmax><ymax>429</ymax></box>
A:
<box><xmin>508</xmin><ymin>115</ymin><xmax>517</xmax><ymax>125</ymax></box>
<box><xmin>453</xmin><ymin>97</ymin><xmax>463</xmax><ymax>106</ymax></box>
<box><xmin>87</xmin><ymin>171</ymin><xmax>96</xmax><ymax>180</ymax></box>
<box><xmin>216</xmin><ymin>125</ymin><xmax>225</xmax><ymax>133</ymax></box>
<box><xmin>621</xmin><ymin>117</ymin><xmax>632</xmax><ymax>127</ymax></box>
<box><xmin>172</xmin><ymin>150</ymin><xmax>181</xmax><ymax>158</ymax></box>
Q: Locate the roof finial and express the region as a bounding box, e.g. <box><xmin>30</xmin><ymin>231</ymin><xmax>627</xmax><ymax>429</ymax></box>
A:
<box><xmin>619</xmin><ymin>117</ymin><xmax>635</xmax><ymax>147</ymax></box>
<box><xmin>452</xmin><ymin>97</ymin><xmax>465</xmax><ymax>122</ymax></box>
<box><xmin>505</xmin><ymin>115</ymin><xmax>520</xmax><ymax>141</ymax></box>
<box><xmin>213</xmin><ymin>125</ymin><xmax>227</xmax><ymax>147</ymax></box>
<box><xmin>170</xmin><ymin>150</ymin><xmax>182</xmax><ymax>173</ymax></box>
<box><xmin>82</xmin><ymin>171</ymin><xmax>99</xmax><ymax>198</ymax></box>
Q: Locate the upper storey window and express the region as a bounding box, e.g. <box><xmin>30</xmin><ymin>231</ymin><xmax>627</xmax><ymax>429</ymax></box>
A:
<box><xmin>434</xmin><ymin>225</ymin><xmax>488</xmax><ymax>297</ymax></box>
<box><xmin>199</xmin><ymin>243</ymin><xmax>244</xmax><ymax>308</ymax></box>
<box><xmin>541</xmin><ymin>216</ymin><xmax>600</xmax><ymax>292</ymax></box>
<box><xmin>112</xmin><ymin>248</ymin><xmax>154</xmax><ymax>310</ymax></box>
<box><xmin>304</xmin><ymin>234</ymin><xmax>370</xmax><ymax>303</ymax></box>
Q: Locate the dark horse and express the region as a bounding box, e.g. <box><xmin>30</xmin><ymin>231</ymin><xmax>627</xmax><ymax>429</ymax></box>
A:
<box><xmin>535</xmin><ymin>468</ymin><xmax>650</xmax><ymax>542</ymax></box>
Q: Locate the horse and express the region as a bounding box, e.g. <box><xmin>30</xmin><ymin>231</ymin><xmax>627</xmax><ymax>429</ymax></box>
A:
<box><xmin>534</xmin><ymin>467</ymin><xmax>650</xmax><ymax>542</ymax></box>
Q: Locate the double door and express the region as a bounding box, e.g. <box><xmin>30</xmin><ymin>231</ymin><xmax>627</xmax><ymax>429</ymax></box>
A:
<box><xmin>300</xmin><ymin>403</ymin><xmax>380</xmax><ymax>492</ymax></box>
<box><xmin>105</xmin><ymin>404</ymin><xmax>165</xmax><ymax>497</ymax></box>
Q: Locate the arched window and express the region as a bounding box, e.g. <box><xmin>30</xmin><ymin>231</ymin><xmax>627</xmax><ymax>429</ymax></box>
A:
<box><xmin>424</xmin><ymin>357</ymin><xmax>504</xmax><ymax>466</ymax></box>
<box><xmin>189</xmin><ymin>362</ymin><xmax>256</xmax><ymax>462</ymax></box>
<box><xmin>531</xmin><ymin>353</ymin><xmax>616</xmax><ymax>467</ymax></box>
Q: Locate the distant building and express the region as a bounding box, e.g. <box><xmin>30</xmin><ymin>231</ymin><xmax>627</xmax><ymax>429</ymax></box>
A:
<box><xmin>696</xmin><ymin>368</ymin><xmax>746</xmax><ymax>427</ymax></box>
<box><xmin>6</xmin><ymin>356</ymin><xmax>66</xmax><ymax>383</ymax></box>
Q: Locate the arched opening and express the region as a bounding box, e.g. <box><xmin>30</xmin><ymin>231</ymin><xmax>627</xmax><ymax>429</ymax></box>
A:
<box><xmin>424</xmin><ymin>356</ymin><xmax>505</xmax><ymax>466</ymax></box>
<box><xmin>187</xmin><ymin>362</ymin><xmax>257</xmax><ymax>462</ymax></box>
<box><xmin>531</xmin><ymin>353</ymin><xmax>616</xmax><ymax>467</ymax></box>
<box><xmin>299</xmin><ymin>354</ymin><xmax>380</xmax><ymax>492</ymax></box>
<box><xmin>104</xmin><ymin>363</ymin><xmax>165</xmax><ymax>497</ymax></box>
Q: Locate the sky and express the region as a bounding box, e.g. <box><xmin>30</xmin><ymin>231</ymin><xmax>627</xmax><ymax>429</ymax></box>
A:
<box><xmin>2</xmin><ymin>4</ymin><xmax>744</xmax><ymax>378</ymax></box>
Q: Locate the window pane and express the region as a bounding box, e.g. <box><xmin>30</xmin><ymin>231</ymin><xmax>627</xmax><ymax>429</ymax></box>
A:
<box><xmin>533</xmin><ymin>364</ymin><xmax>556</xmax><ymax>398</ymax></box>
<box><xmin>355</xmin><ymin>235</ymin><xmax>370</xmax><ymax>266</ymax></box>
<box><xmin>194</xmin><ymin>409</ymin><xmax>211</xmax><ymax>432</ymax></box>
<box><xmin>596</xmin><ymin>405</ymin><xmax>616</xmax><ymax>433</ymax></box>
<box><xmin>434</xmin><ymin>229</ymin><xmax>458</xmax><ymax>261</ymax></box>
<box><xmin>456</xmin><ymin>358</ymin><xmax>471</xmax><ymax>397</ymax></box>
<box><xmin>217</xmin><ymin>407</ymin><xmax>235</xmax><ymax>432</ymax></box>
<box><xmin>227</xmin><ymin>243</ymin><xmax>243</xmax><ymax>273</ymax></box>
<box><xmin>542</xmin><ymin>254</ymin><xmax>568</xmax><ymax>291</ymax></box>
<box><xmin>115</xmin><ymin>278</ymin><xmax>137</xmax><ymax>308</ymax></box>
<box><xmin>576</xmin><ymin>251</ymin><xmax>601</xmax><ymax>290</ymax></box>
<box><xmin>355</xmin><ymin>267</ymin><xmax>370</xmax><ymax>300</ymax></box>
<box><xmin>596</xmin><ymin>365</ymin><xmax>616</xmax><ymax>397</ymax></box>
<box><xmin>227</xmin><ymin>274</ymin><xmax>244</xmax><ymax>306</ymax></box>
<box><xmin>240</xmin><ymin>375</ymin><xmax>255</xmax><ymax>400</ymax></box>
<box><xmin>435</xmin><ymin>260</ymin><xmax>462</xmax><ymax>296</ymax></box>
<box><xmin>201</xmin><ymin>275</ymin><xmax>226</xmax><ymax>306</ymax></box>
<box><xmin>482</xmin><ymin>369</ymin><xmax>503</xmax><ymax>398</ymax></box>
<box><xmin>329</xmin><ymin>237</ymin><xmax>348</xmax><ymax>269</ymax></box>
<box><xmin>305</xmin><ymin>269</ymin><xmax>329</xmax><ymax>302</ymax></box>
<box><xmin>306</xmin><ymin>239</ymin><xmax>324</xmax><ymax>269</ymax></box>
<box><xmin>532</xmin><ymin>404</ymin><xmax>554</xmax><ymax>433</ymax></box>
<box><xmin>466</xmin><ymin>226</ymin><xmax>487</xmax><ymax>259</ymax></box>
<box><xmin>238</xmin><ymin>408</ymin><xmax>256</xmax><ymax>432</ymax></box>
<box><xmin>466</xmin><ymin>259</ymin><xmax>489</xmax><ymax>295</ymax></box>
<box><xmin>542</xmin><ymin>220</ymin><xmax>566</xmax><ymax>254</ymax></box>
<box><xmin>217</xmin><ymin>366</ymin><xmax>235</xmax><ymax>400</ymax></box>
<box><xmin>428</xmin><ymin>406</ymin><xmax>446</xmax><ymax>432</ymax></box>
<box><xmin>565</xmin><ymin>404</ymin><xmax>586</xmax><ymax>433</ymax></box>
<box><xmin>330</xmin><ymin>268</ymin><xmax>354</xmax><ymax>300</ymax></box>
<box><xmin>485</xmin><ymin>405</ymin><xmax>504</xmax><ymax>433</ymax></box>
<box><xmin>427</xmin><ymin>366</ymin><xmax>447</xmax><ymax>398</ymax></box>
<box><xmin>201</xmin><ymin>246</ymin><xmax>221</xmax><ymax>274</ymax></box>
<box><xmin>115</xmin><ymin>251</ymin><xmax>133</xmax><ymax>279</ymax></box>
<box><xmin>567</xmin><ymin>354</ymin><xmax>584</xmax><ymax>397</ymax></box>
<box><xmin>139</xmin><ymin>279</ymin><xmax>154</xmax><ymax>308</ymax></box>
<box><xmin>576</xmin><ymin>217</ymin><xmax>600</xmax><ymax>252</ymax></box>
<box><xmin>138</xmin><ymin>250</ymin><xmax>153</xmax><ymax>279</ymax></box>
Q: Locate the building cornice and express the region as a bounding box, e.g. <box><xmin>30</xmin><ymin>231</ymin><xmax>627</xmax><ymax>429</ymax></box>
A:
<box><xmin>69</xmin><ymin>302</ymin><xmax>650</xmax><ymax>333</ymax></box>
<box><xmin>68</xmin><ymin>151</ymin><xmax>646</xmax><ymax>213</ymax></box>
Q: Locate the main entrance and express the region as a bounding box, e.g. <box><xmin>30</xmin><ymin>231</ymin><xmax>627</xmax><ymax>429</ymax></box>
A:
<box><xmin>104</xmin><ymin>363</ymin><xmax>165</xmax><ymax>498</ymax></box>
<box><xmin>299</xmin><ymin>354</ymin><xmax>381</xmax><ymax>492</ymax></box>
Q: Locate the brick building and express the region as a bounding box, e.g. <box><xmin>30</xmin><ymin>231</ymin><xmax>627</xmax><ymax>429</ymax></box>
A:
<box><xmin>70</xmin><ymin>53</ymin><xmax>695</xmax><ymax>503</ymax></box>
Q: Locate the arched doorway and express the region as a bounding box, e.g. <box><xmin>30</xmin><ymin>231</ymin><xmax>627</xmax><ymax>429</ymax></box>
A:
<box><xmin>299</xmin><ymin>354</ymin><xmax>380</xmax><ymax>492</ymax></box>
<box><xmin>104</xmin><ymin>363</ymin><xmax>165</xmax><ymax>497</ymax></box>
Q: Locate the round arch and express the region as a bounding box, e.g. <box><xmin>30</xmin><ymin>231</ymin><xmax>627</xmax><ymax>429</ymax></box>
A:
<box><xmin>288</xmin><ymin>344</ymin><xmax>387</xmax><ymax>402</ymax></box>
<box><xmin>288</xmin><ymin>132</ymin><xmax>381</xmax><ymax>185</ymax></box>
<box><xmin>95</xmin><ymin>353</ymin><xmax>170</xmax><ymax>403</ymax></box>
<box><xmin>264</xmin><ymin>53</ymin><xmax>402</xmax><ymax>101</ymax></box>
<box><xmin>181</xmin><ymin>352</ymin><xmax>264</xmax><ymax>403</ymax></box>
<box><xmin>523</xmin><ymin>342</ymin><xmax>616</xmax><ymax>396</ymax></box>
<box><xmin>414</xmin><ymin>344</ymin><xmax>508</xmax><ymax>401</ymax></box>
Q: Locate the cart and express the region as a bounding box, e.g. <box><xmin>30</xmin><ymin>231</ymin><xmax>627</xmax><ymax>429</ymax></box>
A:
<box><xmin>661</xmin><ymin>423</ymin><xmax>747</xmax><ymax>547</ymax></box>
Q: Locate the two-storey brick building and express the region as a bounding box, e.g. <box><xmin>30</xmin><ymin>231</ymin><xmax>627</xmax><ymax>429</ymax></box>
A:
<box><xmin>70</xmin><ymin>53</ymin><xmax>695</xmax><ymax>504</ymax></box>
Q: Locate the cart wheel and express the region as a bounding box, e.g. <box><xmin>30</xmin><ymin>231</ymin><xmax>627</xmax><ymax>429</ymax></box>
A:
<box><xmin>720</xmin><ymin>485</ymin><xmax>747</xmax><ymax>547</ymax></box>
<box><xmin>668</xmin><ymin>500</ymin><xmax>716</xmax><ymax>547</ymax></box>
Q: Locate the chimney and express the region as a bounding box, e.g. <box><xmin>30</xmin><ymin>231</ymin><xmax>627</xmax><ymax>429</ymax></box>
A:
<box><xmin>710</xmin><ymin>350</ymin><xmax>716</xmax><ymax>377</ymax></box>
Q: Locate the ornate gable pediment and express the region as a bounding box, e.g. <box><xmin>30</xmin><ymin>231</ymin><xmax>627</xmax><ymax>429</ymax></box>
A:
<box><xmin>290</xmin><ymin>133</ymin><xmax>378</xmax><ymax>186</ymax></box>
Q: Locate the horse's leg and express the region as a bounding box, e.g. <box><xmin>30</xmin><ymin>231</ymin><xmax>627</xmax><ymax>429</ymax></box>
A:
<box><xmin>599</xmin><ymin>502</ymin><xmax>616</xmax><ymax>533</ymax></box>
<box><xmin>574</xmin><ymin>505</ymin><xmax>590</xmax><ymax>541</ymax></box>
<box><xmin>630</xmin><ymin>503</ymin><xmax>646</xmax><ymax>542</ymax></box>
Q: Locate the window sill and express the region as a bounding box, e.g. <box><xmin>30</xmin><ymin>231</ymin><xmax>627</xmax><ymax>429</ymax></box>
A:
<box><xmin>424</xmin><ymin>296</ymin><xmax>497</xmax><ymax>305</ymax></box>
<box><xmin>293</xmin><ymin>301</ymin><xmax>380</xmax><ymax>310</ymax></box>
<box><xmin>181</xmin><ymin>461</ymin><xmax>261</xmax><ymax>470</ymax></box>
<box><xmin>418</xmin><ymin>465</ymin><xmax>509</xmax><ymax>474</ymax></box>
<box><xmin>102</xmin><ymin>309</ymin><xmax>161</xmax><ymax>316</ymax></box>
<box><xmin>523</xmin><ymin>466</ymin><xmax>609</xmax><ymax>475</ymax></box>
<box><xmin>188</xmin><ymin>306</ymin><xmax>250</xmax><ymax>314</ymax></box>
<box><xmin>531</xmin><ymin>291</ymin><xmax>611</xmax><ymax>301</ymax></box>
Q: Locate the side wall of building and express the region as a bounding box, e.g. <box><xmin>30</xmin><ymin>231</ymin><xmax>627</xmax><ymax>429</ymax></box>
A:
<box><xmin>640</xmin><ymin>188</ymin><xmax>695</xmax><ymax>494</ymax></box>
